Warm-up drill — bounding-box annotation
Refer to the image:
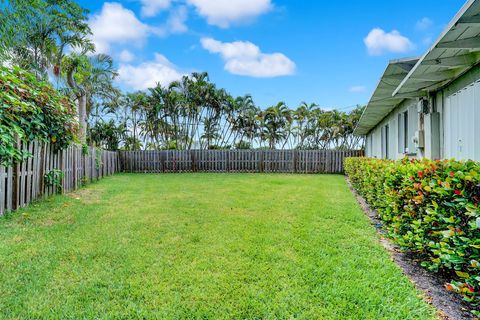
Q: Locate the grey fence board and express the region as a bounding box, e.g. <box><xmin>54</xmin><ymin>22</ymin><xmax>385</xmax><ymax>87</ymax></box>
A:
<box><xmin>0</xmin><ymin>142</ymin><xmax>119</xmax><ymax>216</ymax></box>
<box><xmin>119</xmin><ymin>149</ymin><xmax>363</xmax><ymax>174</ymax></box>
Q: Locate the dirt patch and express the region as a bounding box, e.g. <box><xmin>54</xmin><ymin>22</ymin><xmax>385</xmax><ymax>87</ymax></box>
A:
<box><xmin>345</xmin><ymin>177</ymin><xmax>473</xmax><ymax>320</ymax></box>
<box><xmin>67</xmin><ymin>188</ymin><xmax>103</xmax><ymax>204</ymax></box>
<box><xmin>41</xmin><ymin>214</ymin><xmax>75</xmax><ymax>227</ymax></box>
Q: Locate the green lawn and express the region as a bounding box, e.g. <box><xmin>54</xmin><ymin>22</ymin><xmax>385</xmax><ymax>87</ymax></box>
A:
<box><xmin>0</xmin><ymin>174</ymin><xmax>436</xmax><ymax>319</ymax></box>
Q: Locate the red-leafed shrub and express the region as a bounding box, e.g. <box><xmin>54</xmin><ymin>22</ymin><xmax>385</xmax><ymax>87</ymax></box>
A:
<box><xmin>345</xmin><ymin>157</ymin><xmax>480</xmax><ymax>315</ymax></box>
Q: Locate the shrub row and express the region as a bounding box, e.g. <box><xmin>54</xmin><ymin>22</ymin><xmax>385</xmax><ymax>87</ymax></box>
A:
<box><xmin>0</xmin><ymin>66</ymin><xmax>78</xmax><ymax>166</ymax></box>
<box><xmin>345</xmin><ymin>157</ymin><xmax>480</xmax><ymax>313</ymax></box>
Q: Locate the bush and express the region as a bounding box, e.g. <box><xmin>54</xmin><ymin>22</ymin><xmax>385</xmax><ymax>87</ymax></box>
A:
<box><xmin>0</xmin><ymin>66</ymin><xmax>78</xmax><ymax>166</ymax></box>
<box><xmin>345</xmin><ymin>157</ymin><xmax>480</xmax><ymax>313</ymax></box>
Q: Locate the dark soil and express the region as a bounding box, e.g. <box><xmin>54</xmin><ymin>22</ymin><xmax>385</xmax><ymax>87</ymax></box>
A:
<box><xmin>346</xmin><ymin>177</ymin><xmax>474</xmax><ymax>320</ymax></box>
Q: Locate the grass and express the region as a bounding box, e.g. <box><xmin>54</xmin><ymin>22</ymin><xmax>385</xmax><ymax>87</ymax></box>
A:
<box><xmin>0</xmin><ymin>173</ymin><xmax>436</xmax><ymax>319</ymax></box>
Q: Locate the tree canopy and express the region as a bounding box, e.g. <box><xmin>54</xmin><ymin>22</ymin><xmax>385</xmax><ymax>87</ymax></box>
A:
<box><xmin>90</xmin><ymin>72</ymin><xmax>364</xmax><ymax>151</ymax></box>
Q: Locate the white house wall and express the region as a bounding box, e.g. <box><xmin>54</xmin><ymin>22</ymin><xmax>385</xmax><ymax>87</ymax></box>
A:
<box><xmin>442</xmin><ymin>79</ymin><xmax>480</xmax><ymax>160</ymax></box>
<box><xmin>366</xmin><ymin>65</ymin><xmax>480</xmax><ymax>162</ymax></box>
<box><xmin>437</xmin><ymin>66</ymin><xmax>480</xmax><ymax>161</ymax></box>
<box><xmin>365</xmin><ymin>99</ymin><xmax>417</xmax><ymax>160</ymax></box>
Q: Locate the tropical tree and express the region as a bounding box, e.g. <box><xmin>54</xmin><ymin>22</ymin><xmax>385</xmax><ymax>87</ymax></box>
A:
<box><xmin>105</xmin><ymin>76</ymin><xmax>365</xmax><ymax>151</ymax></box>
<box><xmin>88</xmin><ymin>120</ymin><xmax>126</xmax><ymax>150</ymax></box>
<box><xmin>260</xmin><ymin>102</ymin><xmax>291</xmax><ymax>149</ymax></box>
<box><xmin>292</xmin><ymin>102</ymin><xmax>317</xmax><ymax>148</ymax></box>
<box><xmin>0</xmin><ymin>0</ymin><xmax>92</xmax><ymax>79</ymax></box>
<box><xmin>64</xmin><ymin>53</ymin><xmax>118</xmax><ymax>143</ymax></box>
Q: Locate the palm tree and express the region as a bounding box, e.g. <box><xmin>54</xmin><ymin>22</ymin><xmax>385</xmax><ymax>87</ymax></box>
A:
<box><xmin>293</xmin><ymin>102</ymin><xmax>318</xmax><ymax>148</ymax></box>
<box><xmin>88</xmin><ymin>120</ymin><xmax>126</xmax><ymax>150</ymax></box>
<box><xmin>64</xmin><ymin>53</ymin><xmax>118</xmax><ymax>143</ymax></box>
<box><xmin>1</xmin><ymin>0</ymin><xmax>91</xmax><ymax>79</ymax></box>
<box><xmin>201</xmin><ymin>118</ymin><xmax>220</xmax><ymax>149</ymax></box>
<box><xmin>261</xmin><ymin>102</ymin><xmax>291</xmax><ymax>149</ymax></box>
<box><xmin>182</xmin><ymin>72</ymin><xmax>210</xmax><ymax>149</ymax></box>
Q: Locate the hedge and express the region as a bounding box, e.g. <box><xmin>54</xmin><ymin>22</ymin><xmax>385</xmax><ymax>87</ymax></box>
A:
<box><xmin>0</xmin><ymin>66</ymin><xmax>78</xmax><ymax>166</ymax></box>
<box><xmin>345</xmin><ymin>157</ymin><xmax>480</xmax><ymax>314</ymax></box>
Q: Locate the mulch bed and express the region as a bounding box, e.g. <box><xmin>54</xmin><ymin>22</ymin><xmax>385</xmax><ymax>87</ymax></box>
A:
<box><xmin>346</xmin><ymin>177</ymin><xmax>474</xmax><ymax>320</ymax></box>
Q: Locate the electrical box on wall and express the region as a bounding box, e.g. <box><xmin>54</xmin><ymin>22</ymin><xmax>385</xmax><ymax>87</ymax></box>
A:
<box><xmin>430</xmin><ymin>112</ymin><xmax>440</xmax><ymax>159</ymax></box>
<box><xmin>413</xmin><ymin>130</ymin><xmax>425</xmax><ymax>149</ymax></box>
<box><xmin>417</xmin><ymin>99</ymin><xmax>430</xmax><ymax>114</ymax></box>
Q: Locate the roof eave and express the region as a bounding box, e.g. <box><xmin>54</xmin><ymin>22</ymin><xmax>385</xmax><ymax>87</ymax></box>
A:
<box><xmin>393</xmin><ymin>0</ymin><xmax>478</xmax><ymax>96</ymax></box>
<box><xmin>353</xmin><ymin>57</ymin><xmax>420</xmax><ymax>136</ymax></box>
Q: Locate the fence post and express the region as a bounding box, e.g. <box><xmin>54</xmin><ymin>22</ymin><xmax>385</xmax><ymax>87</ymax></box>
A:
<box><xmin>259</xmin><ymin>150</ymin><xmax>264</xmax><ymax>173</ymax></box>
<box><xmin>190</xmin><ymin>150</ymin><xmax>195</xmax><ymax>172</ymax></box>
<box><xmin>293</xmin><ymin>150</ymin><xmax>298</xmax><ymax>173</ymax></box>
<box><xmin>12</xmin><ymin>138</ymin><xmax>21</xmax><ymax>210</ymax></box>
<box><xmin>226</xmin><ymin>150</ymin><xmax>230</xmax><ymax>172</ymax></box>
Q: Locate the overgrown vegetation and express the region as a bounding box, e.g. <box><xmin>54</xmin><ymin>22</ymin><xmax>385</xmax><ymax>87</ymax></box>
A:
<box><xmin>345</xmin><ymin>157</ymin><xmax>480</xmax><ymax>316</ymax></box>
<box><xmin>44</xmin><ymin>169</ymin><xmax>64</xmax><ymax>193</ymax></box>
<box><xmin>0</xmin><ymin>67</ymin><xmax>77</xmax><ymax>166</ymax></box>
<box><xmin>0</xmin><ymin>174</ymin><xmax>435</xmax><ymax>319</ymax></box>
<box><xmin>0</xmin><ymin>0</ymin><xmax>118</xmax><ymax>143</ymax></box>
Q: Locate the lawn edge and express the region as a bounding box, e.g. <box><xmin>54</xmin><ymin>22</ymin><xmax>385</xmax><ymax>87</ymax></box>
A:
<box><xmin>344</xmin><ymin>176</ymin><xmax>472</xmax><ymax>320</ymax></box>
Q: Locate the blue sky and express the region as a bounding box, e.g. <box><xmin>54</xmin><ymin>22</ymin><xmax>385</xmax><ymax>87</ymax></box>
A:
<box><xmin>79</xmin><ymin>0</ymin><xmax>466</xmax><ymax>110</ymax></box>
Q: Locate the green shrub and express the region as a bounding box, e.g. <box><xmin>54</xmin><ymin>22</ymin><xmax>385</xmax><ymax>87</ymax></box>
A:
<box><xmin>44</xmin><ymin>169</ymin><xmax>64</xmax><ymax>194</ymax></box>
<box><xmin>0</xmin><ymin>66</ymin><xmax>78</xmax><ymax>166</ymax></box>
<box><xmin>345</xmin><ymin>157</ymin><xmax>480</xmax><ymax>313</ymax></box>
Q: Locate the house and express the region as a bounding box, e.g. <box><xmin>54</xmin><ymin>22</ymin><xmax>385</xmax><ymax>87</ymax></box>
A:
<box><xmin>355</xmin><ymin>0</ymin><xmax>480</xmax><ymax>161</ymax></box>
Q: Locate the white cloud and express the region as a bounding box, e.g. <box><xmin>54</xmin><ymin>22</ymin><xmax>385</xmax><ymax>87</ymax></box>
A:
<box><xmin>201</xmin><ymin>37</ymin><xmax>295</xmax><ymax>78</ymax></box>
<box><xmin>90</xmin><ymin>2</ymin><xmax>153</xmax><ymax>54</ymax></box>
<box><xmin>157</xmin><ymin>5</ymin><xmax>188</xmax><ymax>36</ymax></box>
<box><xmin>168</xmin><ymin>6</ymin><xmax>188</xmax><ymax>33</ymax></box>
<box><xmin>140</xmin><ymin>0</ymin><xmax>171</xmax><ymax>17</ymax></box>
<box><xmin>119</xmin><ymin>50</ymin><xmax>135</xmax><ymax>62</ymax></box>
<box><xmin>117</xmin><ymin>53</ymin><xmax>185</xmax><ymax>90</ymax></box>
<box><xmin>187</xmin><ymin>0</ymin><xmax>272</xmax><ymax>28</ymax></box>
<box><xmin>89</xmin><ymin>2</ymin><xmax>187</xmax><ymax>52</ymax></box>
<box><xmin>364</xmin><ymin>28</ymin><xmax>414</xmax><ymax>56</ymax></box>
<box><xmin>349</xmin><ymin>85</ymin><xmax>367</xmax><ymax>93</ymax></box>
<box><xmin>416</xmin><ymin>17</ymin><xmax>433</xmax><ymax>31</ymax></box>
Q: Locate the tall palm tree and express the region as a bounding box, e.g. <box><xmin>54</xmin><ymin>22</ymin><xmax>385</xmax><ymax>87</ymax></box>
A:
<box><xmin>261</xmin><ymin>102</ymin><xmax>291</xmax><ymax>149</ymax></box>
<box><xmin>65</xmin><ymin>53</ymin><xmax>118</xmax><ymax>143</ymax></box>
<box><xmin>293</xmin><ymin>102</ymin><xmax>318</xmax><ymax>148</ymax></box>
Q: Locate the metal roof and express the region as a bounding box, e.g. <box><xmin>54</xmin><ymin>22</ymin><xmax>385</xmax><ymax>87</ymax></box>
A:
<box><xmin>354</xmin><ymin>57</ymin><xmax>419</xmax><ymax>135</ymax></box>
<box><xmin>394</xmin><ymin>0</ymin><xmax>480</xmax><ymax>96</ymax></box>
<box><xmin>354</xmin><ymin>0</ymin><xmax>480</xmax><ymax>136</ymax></box>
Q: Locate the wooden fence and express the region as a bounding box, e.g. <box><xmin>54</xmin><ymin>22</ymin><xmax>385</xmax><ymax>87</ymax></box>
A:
<box><xmin>119</xmin><ymin>149</ymin><xmax>363</xmax><ymax>174</ymax></box>
<box><xmin>0</xmin><ymin>147</ymin><xmax>362</xmax><ymax>216</ymax></box>
<box><xmin>0</xmin><ymin>142</ymin><xmax>119</xmax><ymax>216</ymax></box>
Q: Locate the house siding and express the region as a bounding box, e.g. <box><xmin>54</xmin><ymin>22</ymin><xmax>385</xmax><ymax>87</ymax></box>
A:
<box><xmin>443</xmin><ymin>79</ymin><xmax>480</xmax><ymax>160</ymax></box>
<box><xmin>440</xmin><ymin>66</ymin><xmax>480</xmax><ymax>161</ymax></box>
<box><xmin>365</xmin><ymin>99</ymin><xmax>417</xmax><ymax>159</ymax></box>
<box><xmin>365</xmin><ymin>66</ymin><xmax>480</xmax><ymax>161</ymax></box>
